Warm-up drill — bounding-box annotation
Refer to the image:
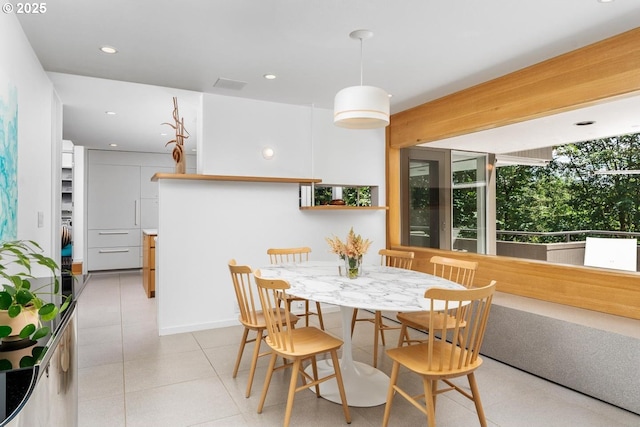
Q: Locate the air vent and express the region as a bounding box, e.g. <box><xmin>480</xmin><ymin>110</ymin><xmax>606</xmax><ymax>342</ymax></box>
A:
<box><xmin>213</xmin><ymin>78</ymin><xmax>247</xmax><ymax>91</ymax></box>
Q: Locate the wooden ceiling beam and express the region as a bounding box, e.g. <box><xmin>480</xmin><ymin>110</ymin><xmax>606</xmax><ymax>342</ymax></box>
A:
<box><xmin>389</xmin><ymin>27</ymin><xmax>640</xmax><ymax>149</ymax></box>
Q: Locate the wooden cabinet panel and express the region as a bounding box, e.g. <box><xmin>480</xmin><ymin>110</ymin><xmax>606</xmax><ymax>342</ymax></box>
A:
<box><xmin>142</xmin><ymin>233</ymin><xmax>156</xmax><ymax>298</ymax></box>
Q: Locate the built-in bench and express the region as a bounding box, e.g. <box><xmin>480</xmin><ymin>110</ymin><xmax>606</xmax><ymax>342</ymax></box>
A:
<box><xmin>482</xmin><ymin>292</ymin><xmax>640</xmax><ymax>415</ymax></box>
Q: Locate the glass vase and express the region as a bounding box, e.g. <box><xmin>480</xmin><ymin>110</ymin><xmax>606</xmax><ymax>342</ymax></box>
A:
<box><xmin>345</xmin><ymin>256</ymin><xmax>362</xmax><ymax>279</ymax></box>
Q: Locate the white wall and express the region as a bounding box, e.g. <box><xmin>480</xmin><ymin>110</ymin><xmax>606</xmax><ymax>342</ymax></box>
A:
<box><xmin>157</xmin><ymin>94</ymin><xmax>386</xmax><ymax>335</ymax></box>
<box><xmin>0</xmin><ymin>14</ymin><xmax>59</xmax><ymax>273</ymax></box>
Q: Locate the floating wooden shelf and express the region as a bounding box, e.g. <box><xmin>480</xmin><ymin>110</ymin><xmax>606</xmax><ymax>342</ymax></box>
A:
<box><xmin>299</xmin><ymin>206</ymin><xmax>388</xmax><ymax>211</ymax></box>
<box><xmin>151</xmin><ymin>173</ymin><xmax>322</xmax><ymax>184</ymax></box>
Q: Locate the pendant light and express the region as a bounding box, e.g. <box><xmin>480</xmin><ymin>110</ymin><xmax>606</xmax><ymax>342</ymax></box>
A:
<box><xmin>334</xmin><ymin>29</ymin><xmax>390</xmax><ymax>129</ymax></box>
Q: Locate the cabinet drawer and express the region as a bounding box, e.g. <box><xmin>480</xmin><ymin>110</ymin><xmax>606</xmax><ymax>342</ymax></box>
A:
<box><xmin>88</xmin><ymin>247</ymin><xmax>141</xmax><ymax>270</ymax></box>
<box><xmin>88</xmin><ymin>229</ymin><xmax>141</xmax><ymax>248</ymax></box>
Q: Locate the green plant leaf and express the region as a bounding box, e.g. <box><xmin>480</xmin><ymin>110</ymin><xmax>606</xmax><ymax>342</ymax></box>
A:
<box><xmin>15</xmin><ymin>289</ymin><xmax>34</xmax><ymax>305</ymax></box>
<box><xmin>8</xmin><ymin>305</ymin><xmax>21</xmax><ymax>318</ymax></box>
<box><xmin>0</xmin><ymin>325</ymin><xmax>12</xmax><ymax>338</ymax></box>
<box><xmin>0</xmin><ymin>292</ymin><xmax>12</xmax><ymax>310</ymax></box>
<box><xmin>9</xmin><ymin>276</ymin><xmax>22</xmax><ymax>287</ymax></box>
<box><xmin>0</xmin><ymin>359</ymin><xmax>13</xmax><ymax>371</ymax></box>
<box><xmin>1</xmin><ymin>285</ymin><xmax>16</xmax><ymax>296</ymax></box>
<box><xmin>39</xmin><ymin>303</ymin><xmax>58</xmax><ymax>321</ymax></box>
<box><xmin>59</xmin><ymin>297</ymin><xmax>70</xmax><ymax>314</ymax></box>
<box><xmin>19</xmin><ymin>323</ymin><xmax>36</xmax><ymax>339</ymax></box>
<box><xmin>31</xmin><ymin>346</ymin><xmax>45</xmax><ymax>359</ymax></box>
<box><xmin>32</xmin><ymin>327</ymin><xmax>49</xmax><ymax>341</ymax></box>
<box><xmin>19</xmin><ymin>356</ymin><xmax>35</xmax><ymax>368</ymax></box>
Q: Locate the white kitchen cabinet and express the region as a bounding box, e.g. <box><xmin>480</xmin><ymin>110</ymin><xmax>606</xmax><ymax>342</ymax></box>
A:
<box><xmin>88</xmin><ymin>163</ymin><xmax>141</xmax><ymax>229</ymax></box>
<box><xmin>86</xmin><ymin>150</ymin><xmax>194</xmax><ymax>271</ymax></box>
<box><xmin>87</xmin><ymin>161</ymin><xmax>141</xmax><ymax>270</ymax></box>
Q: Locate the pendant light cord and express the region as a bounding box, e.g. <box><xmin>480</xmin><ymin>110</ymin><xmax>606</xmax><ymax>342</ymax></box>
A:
<box><xmin>359</xmin><ymin>37</ymin><xmax>364</xmax><ymax>86</ymax></box>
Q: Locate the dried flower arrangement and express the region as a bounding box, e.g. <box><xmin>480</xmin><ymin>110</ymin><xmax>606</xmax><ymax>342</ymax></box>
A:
<box><xmin>326</xmin><ymin>228</ymin><xmax>372</xmax><ymax>278</ymax></box>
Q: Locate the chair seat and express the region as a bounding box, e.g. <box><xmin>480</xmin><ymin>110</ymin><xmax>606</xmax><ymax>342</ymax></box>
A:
<box><xmin>396</xmin><ymin>311</ymin><xmax>463</xmax><ymax>331</ymax></box>
<box><xmin>266</xmin><ymin>326</ymin><xmax>343</xmax><ymax>357</ymax></box>
<box><xmin>386</xmin><ymin>341</ymin><xmax>483</xmax><ymax>377</ymax></box>
<box><xmin>239</xmin><ymin>309</ymin><xmax>299</xmax><ymax>329</ymax></box>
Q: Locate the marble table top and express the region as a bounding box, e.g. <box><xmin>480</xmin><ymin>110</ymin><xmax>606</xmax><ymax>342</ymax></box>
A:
<box><xmin>258</xmin><ymin>261</ymin><xmax>464</xmax><ymax>312</ymax></box>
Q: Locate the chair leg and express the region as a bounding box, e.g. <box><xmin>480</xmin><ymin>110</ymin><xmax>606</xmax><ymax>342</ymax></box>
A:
<box><xmin>257</xmin><ymin>352</ymin><xmax>278</xmax><ymax>414</ymax></box>
<box><xmin>315</xmin><ymin>301</ymin><xmax>325</xmax><ymax>330</ymax></box>
<box><xmin>283</xmin><ymin>358</ymin><xmax>302</xmax><ymax>427</ymax></box>
<box><xmin>397</xmin><ymin>324</ymin><xmax>407</xmax><ymax>347</ymax></box>
<box><xmin>377</xmin><ymin>311</ymin><xmax>387</xmax><ymax>346</ymax></box>
<box><xmin>330</xmin><ymin>349</ymin><xmax>351</xmax><ymax>424</ymax></box>
<box><xmin>304</xmin><ymin>300</ymin><xmax>310</xmax><ymax>327</ymax></box>
<box><xmin>233</xmin><ymin>327</ymin><xmax>249</xmax><ymax>378</ymax></box>
<box><xmin>382</xmin><ymin>361</ymin><xmax>400</xmax><ymax>427</ymax></box>
<box><xmin>310</xmin><ymin>356</ymin><xmax>320</xmax><ymax>396</ymax></box>
<box><xmin>468</xmin><ymin>372</ymin><xmax>487</xmax><ymax>427</ymax></box>
<box><xmin>424</xmin><ymin>378</ymin><xmax>436</xmax><ymax>427</ymax></box>
<box><xmin>245</xmin><ymin>329</ymin><xmax>263</xmax><ymax>398</ymax></box>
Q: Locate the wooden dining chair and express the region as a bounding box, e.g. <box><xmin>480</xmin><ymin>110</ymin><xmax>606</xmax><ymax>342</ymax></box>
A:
<box><xmin>267</xmin><ymin>247</ymin><xmax>325</xmax><ymax>330</ymax></box>
<box><xmin>253</xmin><ymin>270</ymin><xmax>351</xmax><ymax>427</ymax></box>
<box><xmin>351</xmin><ymin>248</ymin><xmax>415</xmax><ymax>367</ymax></box>
<box><xmin>228</xmin><ymin>259</ymin><xmax>300</xmax><ymax>398</ymax></box>
<box><xmin>383</xmin><ymin>281</ymin><xmax>497</xmax><ymax>427</ymax></box>
<box><xmin>397</xmin><ymin>255</ymin><xmax>478</xmax><ymax>347</ymax></box>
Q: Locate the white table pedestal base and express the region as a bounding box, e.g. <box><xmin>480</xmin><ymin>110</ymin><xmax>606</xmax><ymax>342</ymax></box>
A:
<box><xmin>303</xmin><ymin>306</ymin><xmax>390</xmax><ymax>407</ymax></box>
<box><xmin>304</xmin><ymin>359</ymin><xmax>389</xmax><ymax>407</ymax></box>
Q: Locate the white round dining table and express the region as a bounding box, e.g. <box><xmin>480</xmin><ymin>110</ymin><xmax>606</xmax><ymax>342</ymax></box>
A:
<box><xmin>258</xmin><ymin>261</ymin><xmax>464</xmax><ymax>407</ymax></box>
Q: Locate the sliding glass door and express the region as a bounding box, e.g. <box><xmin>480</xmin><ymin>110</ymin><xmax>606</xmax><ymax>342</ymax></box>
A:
<box><xmin>401</xmin><ymin>148</ymin><xmax>490</xmax><ymax>253</ymax></box>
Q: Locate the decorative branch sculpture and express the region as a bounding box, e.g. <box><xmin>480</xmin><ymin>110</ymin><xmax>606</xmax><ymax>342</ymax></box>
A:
<box><xmin>162</xmin><ymin>97</ymin><xmax>190</xmax><ymax>173</ymax></box>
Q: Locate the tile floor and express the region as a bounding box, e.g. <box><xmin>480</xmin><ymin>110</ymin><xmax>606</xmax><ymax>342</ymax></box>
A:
<box><xmin>77</xmin><ymin>271</ymin><xmax>640</xmax><ymax>427</ymax></box>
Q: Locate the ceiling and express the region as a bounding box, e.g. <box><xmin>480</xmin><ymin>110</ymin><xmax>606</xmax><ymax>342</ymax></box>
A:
<box><xmin>17</xmin><ymin>0</ymin><xmax>640</xmax><ymax>155</ymax></box>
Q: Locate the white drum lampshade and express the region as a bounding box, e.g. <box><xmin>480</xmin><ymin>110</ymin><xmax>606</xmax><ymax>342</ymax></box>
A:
<box><xmin>334</xmin><ymin>85</ymin><xmax>390</xmax><ymax>129</ymax></box>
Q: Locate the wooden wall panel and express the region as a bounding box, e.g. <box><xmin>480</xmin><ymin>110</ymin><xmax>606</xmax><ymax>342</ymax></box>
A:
<box><xmin>388</xmin><ymin>27</ymin><xmax>640</xmax><ymax>149</ymax></box>
<box><xmin>392</xmin><ymin>246</ymin><xmax>640</xmax><ymax>320</ymax></box>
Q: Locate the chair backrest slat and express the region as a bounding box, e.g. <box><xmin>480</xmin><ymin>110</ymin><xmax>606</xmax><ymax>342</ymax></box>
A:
<box><xmin>254</xmin><ymin>269</ymin><xmax>296</xmax><ymax>353</ymax></box>
<box><xmin>267</xmin><ymin>247</ymin><xmax>311</xmax><ymax>265</ymax></box>
<box><xmin>430</xmin><ymin>255</ymin><xmax>478</xmax><ymax>288</ymax></box>
<box><xmin>425</xmin><ymin>281</ymin><xmax>496</xmax><ymax>372</ymax></box>
<box><xmin>228</xmin><ymin>259</ymin><xmax>260</xmax><ymax>326</ymax></box>
<box><xmin>379</xmin><ymin>249</ymin><xmax>414</xmax><ymax>270</ymax></box>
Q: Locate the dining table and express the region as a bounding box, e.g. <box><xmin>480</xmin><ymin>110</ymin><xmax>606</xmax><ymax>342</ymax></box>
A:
<box><xmin>258</xmin><ymin>261</ymin><xmax>465</xmax><ymax>407</ymax></box>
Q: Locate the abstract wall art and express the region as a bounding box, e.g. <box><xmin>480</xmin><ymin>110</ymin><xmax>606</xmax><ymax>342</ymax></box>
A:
<box><xmin>0</xmin><ymin>83</ymin><xmax>18</xmax><ymax>241</ymax></box>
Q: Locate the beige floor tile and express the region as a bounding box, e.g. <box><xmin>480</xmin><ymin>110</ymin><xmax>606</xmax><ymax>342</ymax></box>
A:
<box><xmin>123</xmin><ymin>328</ymin><xmax>200</xmax><ymax>361</ymax></box>
<box><xmin>78</xmin><ymin>362</ymin><xmax>124</xmax><ymax>401</ymax></box>
<box><xmin>123</xmin><ymin>349</ymin><xmax>216</xmax><ymax>393</ymax></box>
<box><xmin>78</xmin><ymin>394</ymin><xmax>126</xmax><ymax>427</ymax></box>
<box><xmin>78</xmin><ymin>338</ymin><xmax>124</xmax><ymax>369</ymax></box>
<box><xmin>124</xmin><ymin>377</ymin><xmax>240</xmax><ymax>427</ymax></box>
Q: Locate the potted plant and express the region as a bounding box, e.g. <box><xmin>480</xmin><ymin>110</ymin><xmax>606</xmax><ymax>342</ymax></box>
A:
<box><xmin>0</xmin><ymin>240</ymin><xmax>70</xmax><ymax>342</ymax></box>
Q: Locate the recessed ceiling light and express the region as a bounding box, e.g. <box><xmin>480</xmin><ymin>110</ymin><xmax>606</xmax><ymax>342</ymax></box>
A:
<box><xmin>574</xmin><ymin>120</ymin><xmax>595</xmax><ymax>126</ymax></box>
<box><xmin>598</xmin><ymin>0</ymin><xmax>614</xmax><ymax>3</ymax></box>
<box><xmin>100</xmin><ymin>46</ymin><xmax>118</xmax><ymax>54</ymax></box>
<box><xmin>160</xmin><ymin>133</ymin><xmax>168</xmax><ymax>136</ymax></box>
<box><xmin>263</xmin><ymin>74</ymin><xmax>277</xmax><ymax>80</ymax></box>
<box><xmin>109</xmin><ymin>143</ymin><xmax>118</xmax><ymax>147</ymax></box>
<box><xmin>105</xmin><ymin>111</ymin><xmax>116</xmax><ymax>115</ymax></box>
